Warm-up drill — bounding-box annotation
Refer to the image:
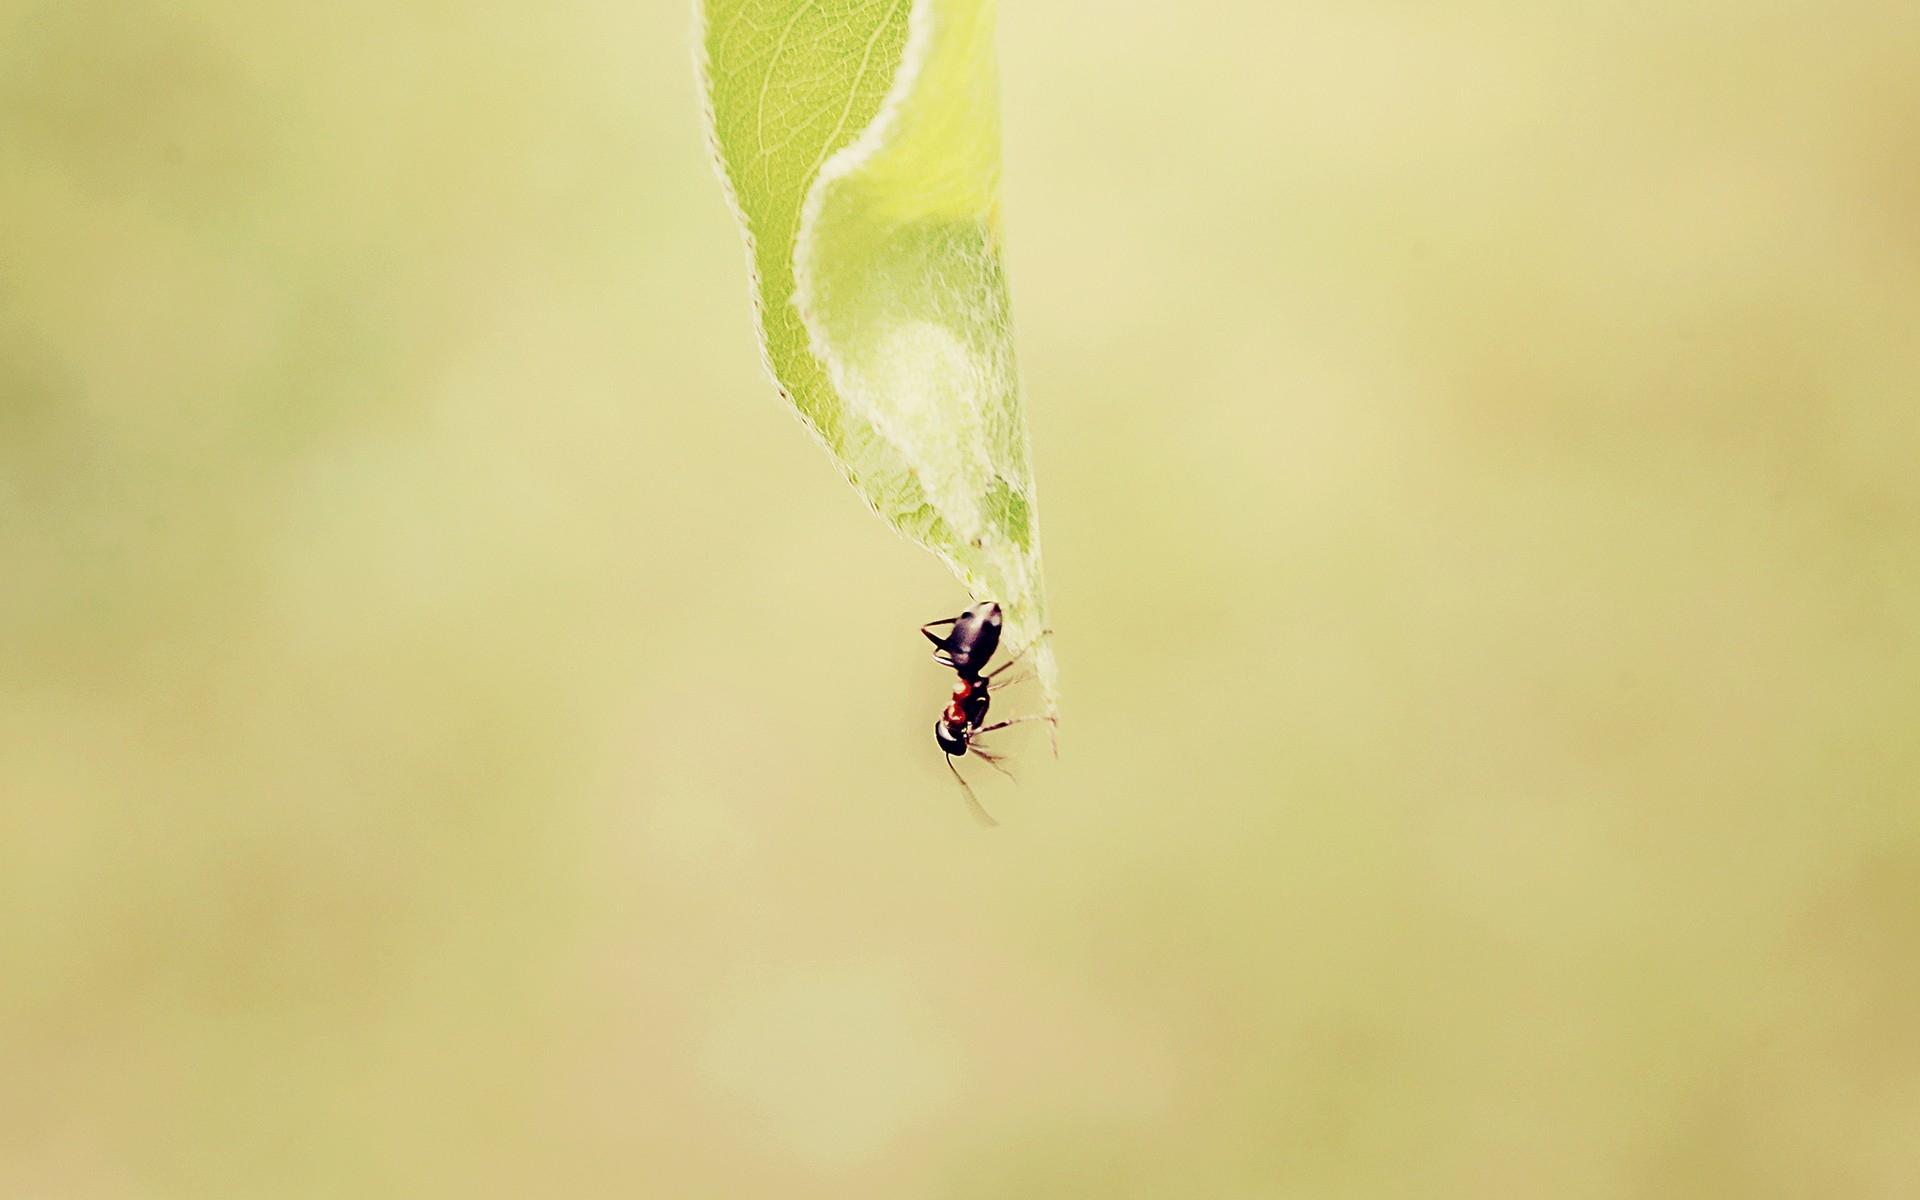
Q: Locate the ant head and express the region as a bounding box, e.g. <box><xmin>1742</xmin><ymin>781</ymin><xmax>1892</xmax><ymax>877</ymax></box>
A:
<box><xmin>935</xmin><ymin>719</ymin><xmax>969</xmax><ymax>757</ymax></box>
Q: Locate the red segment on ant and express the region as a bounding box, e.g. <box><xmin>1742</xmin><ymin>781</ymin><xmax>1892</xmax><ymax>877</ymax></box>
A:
<box><xmin>920</xmin><ymin>601</ymin><xmax>1047</xmax><ymax>826</ymax></box>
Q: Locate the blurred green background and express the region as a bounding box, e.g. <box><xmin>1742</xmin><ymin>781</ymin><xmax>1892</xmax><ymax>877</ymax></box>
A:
<box><xmin>4</xmin><ymin>0</ymin><xmax>1918</xmax><ymax>1195</ymax></box>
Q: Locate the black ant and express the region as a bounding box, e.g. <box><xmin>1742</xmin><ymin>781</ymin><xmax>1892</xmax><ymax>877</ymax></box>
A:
<box><xmin>921</xmin><ymin>600</ymin><xmax>1046</xmax><ymax>826</ymax></box>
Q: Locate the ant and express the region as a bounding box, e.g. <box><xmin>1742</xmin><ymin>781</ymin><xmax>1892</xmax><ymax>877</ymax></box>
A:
<box><xmin>921</xmin><ymin>600</ymin><xmax>1047</xmax><ymax>826</ymax></box>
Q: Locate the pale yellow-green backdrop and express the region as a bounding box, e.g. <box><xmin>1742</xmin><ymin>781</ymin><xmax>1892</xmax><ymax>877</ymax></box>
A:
<box><xmin>4</xmin><ymin>1</ymin><xmax>1917</xmax><ymax>1196</ymax></box>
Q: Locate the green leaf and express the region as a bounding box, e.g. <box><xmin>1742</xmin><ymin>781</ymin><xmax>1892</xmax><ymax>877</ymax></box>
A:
<box><xmin>699</xmin><ymin>0</ymin><xmax>1058</xmax><ymax>723</ymax></box>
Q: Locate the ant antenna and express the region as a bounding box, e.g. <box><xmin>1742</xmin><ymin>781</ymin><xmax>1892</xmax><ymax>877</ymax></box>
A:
<box><xmin>945</xmin><ymin>755</ymin><xmax>999</xmax><ymax>828</ymax></box>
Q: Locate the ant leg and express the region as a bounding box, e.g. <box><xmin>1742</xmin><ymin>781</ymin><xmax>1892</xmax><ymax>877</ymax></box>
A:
<box><xmin>971</xmin><ymin>715</ymin><xmax>1051</xmax><ymax>737</ymax></box>
<box><xmin>988</xmin><ymin>672</ymin><xmax>1033</xmax><ymax>692</ymax></box>
<box><xmin>969</xmin><ymin>746</ymin><xmax>1018</xmax><ymax>782</ymax></box>
<box><xmin>984</xmin><ymin>628</ymin><xmax>1054</xmax><ymax>680</ymax></box>
<box><xmin>983</xmin><ymin>646</ymin><xmax>1029</xmax><ymax>679</ymax></box>
<box><xmin>922</xmin><ymin>619</ymin><xmax>960</xmax><ymax>667</ymax></box>
<box><xmin>945</xmin><ymin>756</ymin><xmax>999</xmax><ymax>827</ymax></box>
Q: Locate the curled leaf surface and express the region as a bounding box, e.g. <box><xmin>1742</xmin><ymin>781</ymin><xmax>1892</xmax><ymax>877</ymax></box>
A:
<box><xmin>701</xmin><ymin>0</ymin><xmax>1057</xmax><ymax>720</ymax></box>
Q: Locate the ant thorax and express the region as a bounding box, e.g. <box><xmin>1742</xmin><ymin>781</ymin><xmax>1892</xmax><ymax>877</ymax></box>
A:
<box><xmin>952</xmin><ymin>678</ymin><xmax>991</xmax><ymax>728</ymax></box>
